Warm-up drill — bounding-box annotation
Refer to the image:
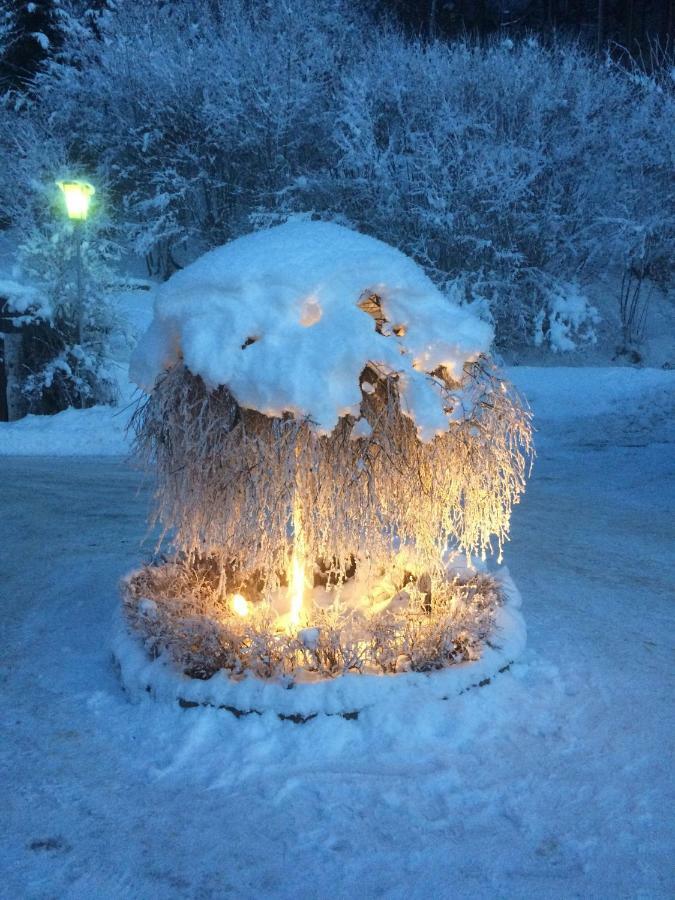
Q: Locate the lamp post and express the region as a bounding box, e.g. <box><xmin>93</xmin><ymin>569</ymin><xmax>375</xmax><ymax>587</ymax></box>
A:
<box><xmin>56</xmin><ymin>180</ymin><xmax>95</xmax><ymax>345</ymax></box>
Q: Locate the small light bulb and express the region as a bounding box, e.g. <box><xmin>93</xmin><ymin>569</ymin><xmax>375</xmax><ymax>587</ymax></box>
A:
<box><xmin>231</xmin><ymin>593</ymin><xmax>249</xmax><ymax>617</ymax></box>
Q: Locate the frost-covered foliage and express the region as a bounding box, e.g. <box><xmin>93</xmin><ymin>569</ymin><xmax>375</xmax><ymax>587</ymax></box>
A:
<box><xmin>322</xmin><ymin>33</ymin><xmax>672</xmax><ymax>347</ymax></box>
<box><xmin>13</xmin><ymin>0</ymin><xmax>364</xmax><ymax>273</ymax></box>
<box><xmin>123</xmin><ymin>561</ymin><xmax>503</xmax><ymax>681</ymax></box>
<box><xmin>533</xmin><ymin>283</ymin><xmax>600</xmax><ymax>353</ymax></box>
<box><xmin>133</xmin><ymin>358</ymin><xmax>531</xmax><ymax>584</ymax></box>
<box><xmin>0</xmin><ymin>1</ymin><xmax>16</xmax><ymax>60</ymax></box>
<box><xmin>1</xmin><ymin>0</ymin><xmax>672</xmax><ymax>348</ymax></box>
<box><xmin>7</xmin><ymin>219</ymin><xmax>120</xmax><ymax>412</ymax></box>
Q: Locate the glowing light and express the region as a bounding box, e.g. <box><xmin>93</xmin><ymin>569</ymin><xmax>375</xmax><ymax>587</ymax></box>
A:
<box><xmin>56</xmin><ymin>180</ymin><xmax>95</xmax><ymax>221</ymax></box>
<box><xmin>288</xmin><ymin>500</ymin><xmax>306</xmax><ymax>627</ymax></box>
<box><xmin>231</xmin><ymin>593</ymin><xmax>249</xmax><ymax>617</ymax></box>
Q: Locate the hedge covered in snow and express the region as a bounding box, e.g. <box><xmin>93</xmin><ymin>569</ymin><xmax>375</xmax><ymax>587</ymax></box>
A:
<box><xmin>1</xmin><ymin>0</ymin><xmax>672</xmax><ymax>351</ymax></box>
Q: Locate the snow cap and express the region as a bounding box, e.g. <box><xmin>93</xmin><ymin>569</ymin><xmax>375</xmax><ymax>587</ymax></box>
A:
<box><xmin>131</xmin><ymin>220</ymin><xmax>492</xmax><ymax>440</ymax></box>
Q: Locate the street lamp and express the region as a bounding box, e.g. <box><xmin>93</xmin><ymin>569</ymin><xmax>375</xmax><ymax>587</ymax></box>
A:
<box><xmin>56</xmin><ymin>180</ymin><xmax>95</xmax><ymax>221</ymax></box>
<box><xmin>56</xmin><ymin>180</ymin><xmax>95</xmax><ymax>344</ymax></box>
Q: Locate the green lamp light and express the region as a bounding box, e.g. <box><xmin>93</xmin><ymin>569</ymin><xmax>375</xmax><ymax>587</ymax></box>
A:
<box><xmin>56</xmin><ymin>180</ymin><xmax>95</xmax><ymax>221</ymax></box>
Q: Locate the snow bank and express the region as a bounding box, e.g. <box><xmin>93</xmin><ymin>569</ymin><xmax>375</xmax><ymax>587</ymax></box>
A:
<box><xmin>130</xmin><ymin>221</ymin><xmax>493</xmax><ymax>439</ymax></box>
<box><xmin>0</xmin><ymin>395</ymin><xmax>132</xmax><ymax>456</ymax></box>
<box><xmin>113</xmin><ymin>568</ymin><xmax>526</xmax><ymax>718</ymax></box>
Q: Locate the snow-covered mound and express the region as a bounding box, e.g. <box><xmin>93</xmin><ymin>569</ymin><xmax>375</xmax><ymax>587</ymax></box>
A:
<box><xmin>0</xmin><ymin>403</ymin><xmax>131</xmax><ymax>456</ymax></box>
<box><xmin>130</xmin><ymin>221</ymin><xmax>492</xmax><ymax>438</ymax></box>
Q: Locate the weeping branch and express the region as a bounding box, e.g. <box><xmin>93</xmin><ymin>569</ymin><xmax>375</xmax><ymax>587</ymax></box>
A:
<box><xmin>130</xmin><ymin>356</ymin><xmax>533</xmax><ymax>595</ymax></box>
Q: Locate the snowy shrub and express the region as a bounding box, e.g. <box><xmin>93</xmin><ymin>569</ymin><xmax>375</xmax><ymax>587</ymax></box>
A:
<box><xmin>21</xmin><ymin>344</ymin><xmax>116</xmax><ymax>412</ymax></box>
<box><xmin>10</xmin><ymin>219</ymin><xmax>120</xmax><ymax>412</ymax></box>
<box><xmin>533</xmin><ymin>284</ymin><xmax>600</xmax><ymax>352</ymax></box>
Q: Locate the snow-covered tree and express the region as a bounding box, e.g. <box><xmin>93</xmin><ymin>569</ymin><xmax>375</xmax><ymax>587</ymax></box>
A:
<box><xmin>125</xmin><ymin>221</ymin><xmax>533</xmax><ymax>679</ymax></box>
<box><xmin>28</xmin><ymin>0</ymin><xmax>364</xmax><ymax>274</ymax></box>
<box><xmin>10</xmin><ymin>211</ymin><xmax>120</xmax><ymax>412</ymax></box>
<box><xmin>324</xmin><ymin>34</ymin><xmax>673</xmax><ymax>347</ymax></box>
<box><xmin>0</xmin><ymin>0</ymin><xmax>71</xmax><ymax>87</ymax></box>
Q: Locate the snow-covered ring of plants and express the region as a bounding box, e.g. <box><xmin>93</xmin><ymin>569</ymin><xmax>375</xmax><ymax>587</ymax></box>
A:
<box><xmin>122</xmin><ymin>559</ymin><xmax>505</xmax><ymax>680</ymax></box>
<box><xmin>113</xmin><ymin>568</ymin><xmax>526</xmax><ymax>720</ymax></box>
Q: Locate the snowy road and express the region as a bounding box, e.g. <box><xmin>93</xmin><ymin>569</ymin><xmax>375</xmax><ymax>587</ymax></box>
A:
<box><xmin>2</xmin><ymin>372</ymin><xmax>674</xmax><ymax>899</ymax></box>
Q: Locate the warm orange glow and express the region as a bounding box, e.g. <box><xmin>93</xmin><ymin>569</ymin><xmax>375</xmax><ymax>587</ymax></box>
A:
<box><xmin>288</xmin><ymin>500</ymin><xmax>306</xmax><ymax>627</ymax></box>
<box><xmin>231</xmin><ymin>593</ymin><xmax>249</xmax><ymax>617</ymax></box>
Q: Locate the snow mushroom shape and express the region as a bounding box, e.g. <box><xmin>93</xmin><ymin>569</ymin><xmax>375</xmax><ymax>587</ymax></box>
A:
<box><xmin>131</xmin><ymin>220</ymin><xmax>493</xmax><ymax>439</ymax></box>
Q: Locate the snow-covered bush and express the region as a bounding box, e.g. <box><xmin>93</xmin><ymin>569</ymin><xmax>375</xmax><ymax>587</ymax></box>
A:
<box><xmin>8</xmin><ymin>218</ymin><xmax>120</xmax><ymax>413</ymax></box>
<box><xmin>130</xmin><ymin>222</ymin><xmax>532</xmax><ymax>579</ymax></box>
<box><xmin>533</xmin><ymin>284</ymin><xmax>600</xmax><ymax>352</ymax></box>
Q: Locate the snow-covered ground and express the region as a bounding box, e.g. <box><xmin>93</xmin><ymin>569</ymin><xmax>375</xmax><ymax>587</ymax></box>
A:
<box><xmin>0</xmin><ymin>398</ymin><xmax>133</xmax><ymax>455</ymax></box>
<box><xmin>1</xmin><ymin>367</ymin><xmax>674</xmax><ymax>898</ymax></box>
